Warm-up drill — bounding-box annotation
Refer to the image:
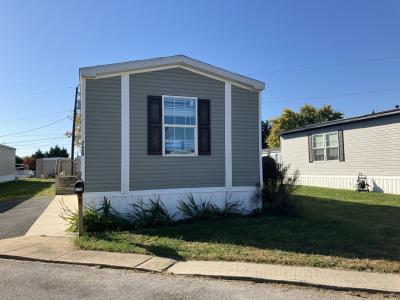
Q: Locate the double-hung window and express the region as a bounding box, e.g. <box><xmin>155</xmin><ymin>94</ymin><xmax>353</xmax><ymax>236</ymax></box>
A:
<box><xmin>312</xmin><ymin>134</ymin><xmax>325</xmax><ymax>161</ymax></box>
<box><xmin>162</xmin><ymin>96</ymin><xmax>197</xmax><ymax>156</ymax></box>
<box><xmin>311</xmin><ymin>132</ymin><xmax>339</xmax><ymax>161</ymax></box>
<box><xmin>325</xmin><ymin>132</ymin><xmax>339</xmax><ymax>160</ymax></box>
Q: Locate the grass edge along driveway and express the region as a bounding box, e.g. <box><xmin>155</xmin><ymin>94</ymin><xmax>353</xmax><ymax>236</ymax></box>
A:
<box><xmin>0</xmin><ymin>178</ymin><xmax>55</xmax><ymax>202</ymax></box>
<box><xmin>76</xmin><ymin>186</ymin><xmax>400</xmax><ymax>274</ymax></box>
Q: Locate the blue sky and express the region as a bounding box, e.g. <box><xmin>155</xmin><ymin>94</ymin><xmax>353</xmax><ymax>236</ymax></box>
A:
<box><xmin>0</xmin><ymin>0</ymin><xmax>399</xmax><ymax>156</ymax></box>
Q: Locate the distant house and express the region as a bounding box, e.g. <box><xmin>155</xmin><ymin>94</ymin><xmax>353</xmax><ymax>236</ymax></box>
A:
<box><xmin>0</xmin><ymin>145</ymin><xmax>16</xmax><ymax>183</ymax></box>
<box><xmin>280</xmin><ymin>108</ymin><xmax>400</xmax><ymax>194</ymax></box>
<box><xmin>79</xmin><ymin>55</ymin><xmax>265</xmax><ymax>214</ymax></box>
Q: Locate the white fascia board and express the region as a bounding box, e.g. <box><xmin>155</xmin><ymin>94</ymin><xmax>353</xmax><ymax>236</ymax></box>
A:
<box><xmin>79</xmin><ymin>55</ymin><xmax>265</xmax><ymax>91</ymax></box>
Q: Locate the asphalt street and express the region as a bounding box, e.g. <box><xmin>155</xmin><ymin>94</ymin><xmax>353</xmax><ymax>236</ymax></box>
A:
<box><xmin>0</xmin><ymin>197</ymin><xmax>52</xmax><ymax>238</ymax></box>
<box><xmin>0</xmin><ymin>259</ymin><xmax>394</xmax><ymax>300</ymax></box>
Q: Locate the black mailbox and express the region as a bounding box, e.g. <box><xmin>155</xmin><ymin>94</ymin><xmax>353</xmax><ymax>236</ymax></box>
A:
<box><xmin>74</xmin><ymin>180</ymin><xmax>84</xmax><ymax>194</ymax></box>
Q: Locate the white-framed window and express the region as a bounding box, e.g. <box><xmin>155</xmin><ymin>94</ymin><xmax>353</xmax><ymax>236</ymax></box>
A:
<box><xmin>325</xmin><ymin>132</ymin><xmax>339</xmax><ymax>161</ymax></box>
<box><xmin>312</xmin><ymin>134</ymin><xmax>325</xmax><ymax>162</ymax></box>
<box><xmin>312</xmin><ymin>132</ymin><xmax>339</xmax><ymax>162</ymax></box>
<box><xmin>162</xmin><ymin>95</ymin><xmax>197</xmax><ymax>156</ymax></box>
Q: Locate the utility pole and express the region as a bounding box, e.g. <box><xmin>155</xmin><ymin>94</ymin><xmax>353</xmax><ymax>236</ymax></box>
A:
<box><xmin>71</xmin><ymin>86</ymin><xmax>79</xmax><ymax>175</ymax></box>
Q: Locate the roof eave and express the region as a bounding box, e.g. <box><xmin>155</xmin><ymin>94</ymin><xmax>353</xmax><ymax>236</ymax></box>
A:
<box><xmin>79</xmin><ymin>55</ymin><xmax>265</xmax><ymax>91</ymax></box>
<box><xmin>280</xmin><ymin>109</ymin><xmax>400</xmax><ymax>136</ymax></box>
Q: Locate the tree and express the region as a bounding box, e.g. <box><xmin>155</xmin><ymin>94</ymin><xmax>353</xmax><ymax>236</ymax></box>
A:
<box><xmin>22</xmin><ymin>156</ymin><xmax>36</xmax><ymax>170</ymax></box>
<box><xmin>74</xmin><ymin>112</ymin><xmax>82</xmax><ymax>148</ymax></box>
<box><xmin>267</xmin><ymin>104</ymin><xmax>343</xmax><ymax>148</ymax></box>
<box><xmin>15</xmin><ymin>156</ymin><xmax>23</xmax><ymax>164</ymax></box>
<box><xmin>261</xmin><ymin>120</ymin><xmax>271</xmax><ymax>149</ymax></box>
<box><xmin>32</xmin><ymin>149</ymin><xmax>45</xmax><ymax>159</ymax></box>
<box><xmin>45</xmin><ymin>145</ymin><xmax>69</xmax><ymax>158</ymax></box>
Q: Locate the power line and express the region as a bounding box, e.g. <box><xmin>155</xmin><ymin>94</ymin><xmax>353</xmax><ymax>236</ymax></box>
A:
<box><xmin>0</xmin><ymin>117</ymin><xmax>69</xmax><ymax>138</ymax></box>
<box><xmin>264</xmin><ymin>87</ymin><xmax>400</xmax><ymax>104</ymax></box>
<box><xmin>0</xmin><ymin>109</ymin><xmax>71</xmax><ymax>124</ymax></box>
<box><xmin>4</xmin><ymin>136</ymin><xmax>69</xmax><ymax>145</ymax></box>
<box><xmin>0</xmin><ymin>86</ymin><xmax>75</xmax><ymax>101</ymax></box>
<box><xmin>248</xmin><ymin>55</ymin><xmax>400</xmax><ymax>75</ymax></box>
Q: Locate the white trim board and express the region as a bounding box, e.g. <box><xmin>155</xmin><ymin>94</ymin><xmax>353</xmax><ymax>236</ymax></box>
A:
<box><xmin>80</xmin><ymin>78</ymin><xmax>86</xmax><ymax>181</ymax></box>
<box><xmin>224</xmin><ymin>83</ymin><xmax>232</xmax><ymax>188</ymax></box>
<box><xmin>258</xmin><ymin>91</ymin><xmax>263</xmax><ymax>187</ymax></box>
<box><xmin>121</xmin><ymin>74</ymin><xmax>130</xmax><ymax>193</ymax></box>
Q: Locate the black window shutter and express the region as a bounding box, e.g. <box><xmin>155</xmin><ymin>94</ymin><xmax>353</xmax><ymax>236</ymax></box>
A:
<box><xmin>147</xmin><ymin>96</ymin><xmax>162</xmax><ymax>155</ymax></box>
<box><xmin>308</xmin><ymin>134</ymin><xmax>313</xmax><ymax>163</ymax></box>
<box><xmin>338</xmin><ymin>130</ymin><xmax>345</xmax><ymax>161</ymax></box>
<box><xmin>198</xmin><ymin>99</ymin><xmax>211</xmax><ymax>155</ymax></box>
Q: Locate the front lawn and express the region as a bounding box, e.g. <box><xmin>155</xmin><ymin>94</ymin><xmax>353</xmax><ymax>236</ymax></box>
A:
<box><xmin>76</xmin><ymin>186</ymin><xmax>400</xmax><ymax>273</ymax></box>
<box><xmin>0</xmin><ymin>178</ymin><xmax>55</xmax><ymax>201</ymax></box>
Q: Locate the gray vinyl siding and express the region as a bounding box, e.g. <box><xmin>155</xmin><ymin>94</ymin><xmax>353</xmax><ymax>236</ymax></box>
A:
<box><xmin>0</xmin><ymin>145</ymin><xmax>15</xmax><ymax>177</ymax></box>
<box><xmin>85</xmin><ymin>76</ymin><xmax>121</xmax><ymax>192</ymax></box>
<box><xmin>130</xmin><ymin>68</ymin><xmax>225</xmax><ymax>190</ymax></box>
<box><xmin>281</xmin><ymin>115</ymin><xmax>400</xmax><ymax>176</ymax></box>
<box><xmin>231</xmin><ymin>86</ymin><xmax>260</xmax><ymax>186</ymax></box>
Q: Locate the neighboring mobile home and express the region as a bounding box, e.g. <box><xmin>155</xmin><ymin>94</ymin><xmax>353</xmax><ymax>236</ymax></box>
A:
<box><xmin>36</xmin><ymin>157</ymin><xmax>71</xmax><ymax>178</ymax></box>
<box><xmin>0</xmin><ymin>145</ymin><xmax>16</xmax><ymax>183</ymax></box>
<box><xmin>79</xmin><ymin>55</ymin><xmax>265</xmax><ymax>214</ymax></box>
<box><xmin>280</xmin><ymin>108</ymin><xmax>400</xmax><ymax>194</ymax></box>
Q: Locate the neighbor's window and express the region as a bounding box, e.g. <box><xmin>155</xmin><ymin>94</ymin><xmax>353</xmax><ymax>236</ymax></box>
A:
<box><xmin>325</xmin><ymin>132</ymin><xmax>339</xmax><ymax>161</ymax></box>
<box><xmin>312</xmin><ymin>132</ymin><xmax>339</xmax><ymax>162</ymax></box>
<box><xmin>312</xmin><ymin>134</ymin><xmax>325</xmax><ymax>161</ymax></box>
<box><xmin>163</xmin><ymin>96</ymin><xmax>197</xmax><ymax>155</ymax></box>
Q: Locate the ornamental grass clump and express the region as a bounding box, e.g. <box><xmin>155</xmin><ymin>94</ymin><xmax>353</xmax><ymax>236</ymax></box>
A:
<box><xmin>60</xmin><ymin>197</ymin><xmax>128</xmax><ymax>232</ymax></box>
<box><xmin>128</xmin><ymin>195</ymin><xmax>174</xmax><ymax>228</ymax></box>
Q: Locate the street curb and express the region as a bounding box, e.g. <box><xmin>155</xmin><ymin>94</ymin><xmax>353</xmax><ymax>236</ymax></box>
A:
<box><xmin>0</xmin><ymin>253</ymin><xmax>175</xmax><ymax>273</ymax></box>
<box><xmin>0</xmin><ymin>253</ymin><xmax>398</xmax><ymax>295</ymax></box>
<box><xmin>167</xmin><ymin>273</ymin><xmax>400</xmax><ymax>296</ymax></box>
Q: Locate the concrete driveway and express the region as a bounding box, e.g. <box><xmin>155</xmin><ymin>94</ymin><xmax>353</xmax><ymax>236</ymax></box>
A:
<box><xmin>0</xmin><ymin>197</ymin><xmax>53</xmax><ymax>239</ymax></box>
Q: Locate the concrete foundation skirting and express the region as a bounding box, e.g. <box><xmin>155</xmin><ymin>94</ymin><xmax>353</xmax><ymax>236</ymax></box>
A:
<box><xmin>296</xmin><ymin>175</ymin><xmax>400</xmax><ymax>194</ymax></box>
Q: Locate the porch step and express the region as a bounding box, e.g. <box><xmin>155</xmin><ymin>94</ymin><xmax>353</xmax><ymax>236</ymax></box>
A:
<box><xmin>56</xmin><ymin>176</ymin><xmax>76</xmax><ymax>195</ymax></box>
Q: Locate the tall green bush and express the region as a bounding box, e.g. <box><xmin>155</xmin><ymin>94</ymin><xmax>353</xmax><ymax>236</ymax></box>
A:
<box><xmin>261</xmin><ymin>156</ymin><xmax>302</xmax><ymax>216</ymax></box>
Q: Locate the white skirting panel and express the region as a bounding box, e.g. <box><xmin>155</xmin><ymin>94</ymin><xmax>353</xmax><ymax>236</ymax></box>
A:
<box><xmin>296</xmin><ymin>175</ymin><xmax>400</xmax><ymax>194</ymax></box>
<box><xmin>0</xmin><ymin>175</ymin><xmax>16</xmax><ymax>183</ymax></box>
<box><xmin>83</xmin><ymin>186</ymin><xmax>261</xmax><ymax>219</ymax></box>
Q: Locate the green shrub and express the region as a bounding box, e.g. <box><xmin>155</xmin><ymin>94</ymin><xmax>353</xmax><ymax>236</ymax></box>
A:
<box><xmin>129</xmin><ymin>195</ymin><xmax>174</xmax><ymax>228</ymax></box>
<box><xmin>60</xmin><ymin>197</ymin><xmax>128</xmax><ymax>232</ymax></box>
<box><xmin>261</xmin><ymin>156</ymin><xmax>302</xmax><ymax>216</ymax></box>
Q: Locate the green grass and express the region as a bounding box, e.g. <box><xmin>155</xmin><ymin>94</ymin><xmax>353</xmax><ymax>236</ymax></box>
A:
<box><xmin>0</xmin><ymin>178</ymin><xmax>55</xmax><ymax>201</ymax></box>
<box><xmin>76</xmin><ymin>186</ymin><xmax>400</xmax><ymax>273</ymax></box>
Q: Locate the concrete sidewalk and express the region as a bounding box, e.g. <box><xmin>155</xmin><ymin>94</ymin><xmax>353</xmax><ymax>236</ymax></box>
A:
<box><xmin>25</xmin><ymin>195</ymin><xmax>77</xmax><ymax>236</ymax></box>
<box><xmin>0</xmin><ymin>235</ymin><xmax>399</xmax><ymax>294</ymax></box>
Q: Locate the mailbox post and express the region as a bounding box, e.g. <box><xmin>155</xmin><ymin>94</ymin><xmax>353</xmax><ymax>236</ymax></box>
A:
<box><xmin>74</xmin><ymin>180</ymin><xmax>84</xmax><ymax>236</ymax></box>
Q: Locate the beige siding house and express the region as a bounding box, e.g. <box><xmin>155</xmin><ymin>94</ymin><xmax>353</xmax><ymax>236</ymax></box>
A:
<box><xmin>281</xmin><ymin>109</ymin><xmax>400</xmax><ymax>194</ymax></box>
<box><xmin>0</xmin><ymin>145</ymin><xmax>16</xmax><ymax>183</ymax></box>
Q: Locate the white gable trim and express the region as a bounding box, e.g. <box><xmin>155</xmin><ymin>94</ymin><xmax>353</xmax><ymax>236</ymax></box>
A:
<box><xmin>90</xmin><ymin>65</ymin><xmax>257</xmax><ymax>91</ymax></box>
<box><xmin>80</xmin><ymin>55</ymin><xmax>265</xmax><ymax>91</ymax></box>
